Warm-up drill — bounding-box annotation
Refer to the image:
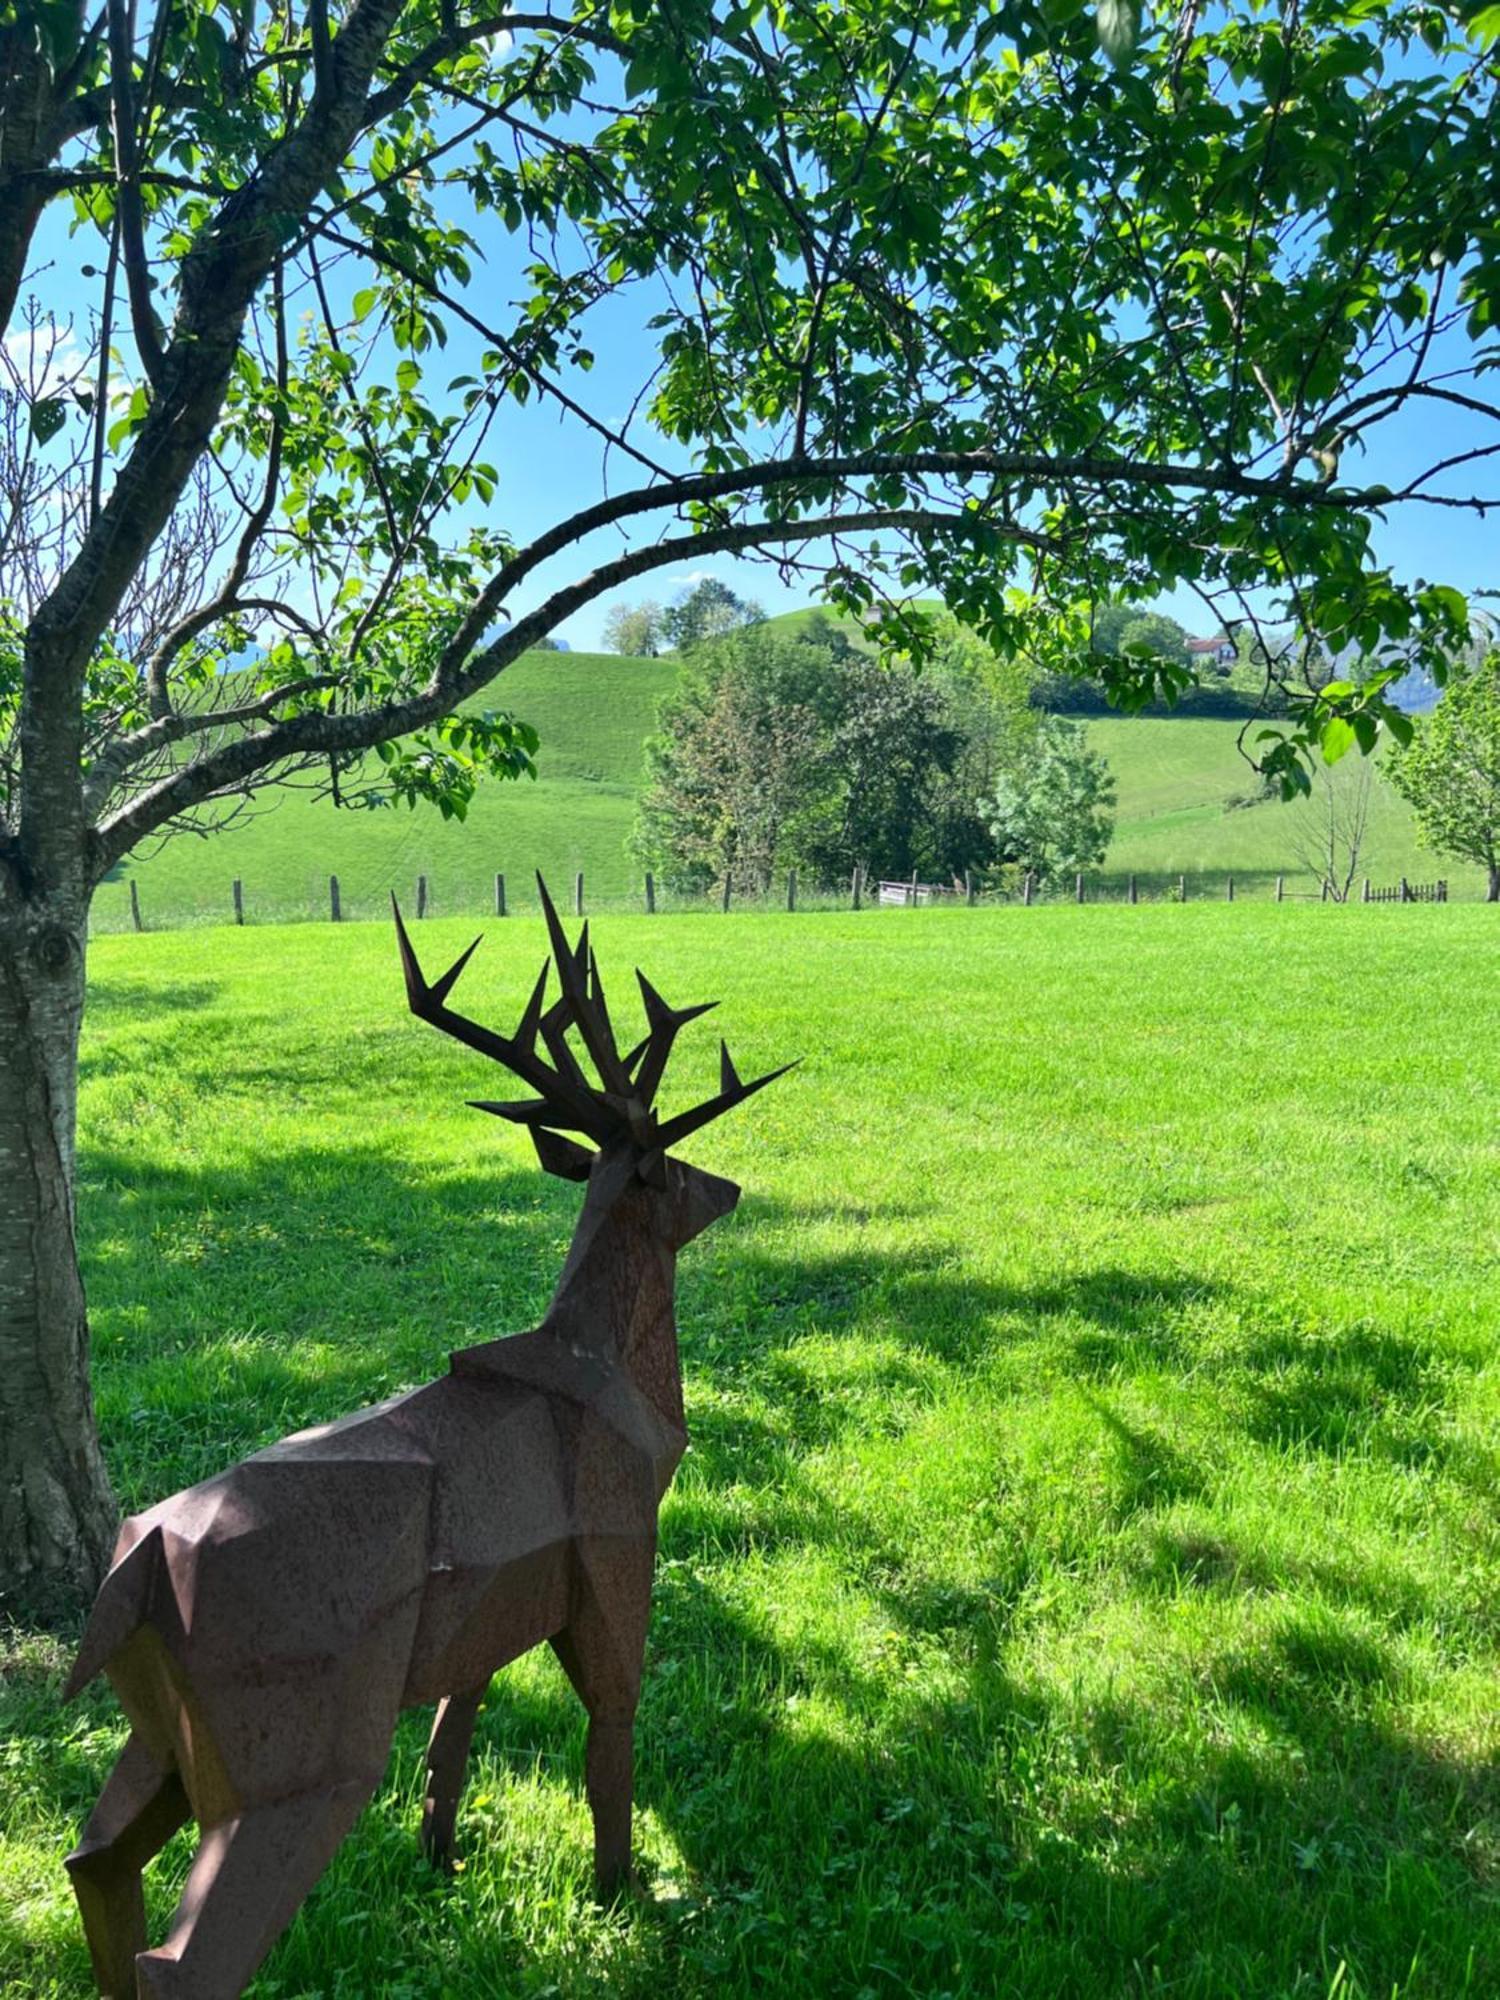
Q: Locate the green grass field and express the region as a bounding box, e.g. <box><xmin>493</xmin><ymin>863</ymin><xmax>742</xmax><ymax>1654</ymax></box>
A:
<box><xmin>88</xmin><ymin>637</ymin><xmax>1488</xmax><ymax>936</ymax></box>
<box><xmin>4</xmin><ymin>905</ymin><xmax>1497</xmax><ymax>1997</ymax></box>
<box><xmin>1090</xmin><ymin>720</ymin><xmax>1451</xmax><ymax>897</ymax></box>
<box><xmin>92</xmin><ymin>649</ymin><xmax>678</xmax><ymax>933</ymax></box>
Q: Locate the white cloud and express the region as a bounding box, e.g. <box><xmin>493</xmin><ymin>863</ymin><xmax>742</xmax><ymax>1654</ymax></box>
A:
<box><xmin>3</xmin><ymin>325</ymin><xmax>88</xmax><ymax>400</ymax></box>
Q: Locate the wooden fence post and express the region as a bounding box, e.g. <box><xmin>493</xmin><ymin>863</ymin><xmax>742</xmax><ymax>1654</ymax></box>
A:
<box><xmin>1128</xmin><ymin>873</ymin><xmax>1138</xmax><ymax>905</ymax></box>
<box><xmin>1362</xmin><ymin>877</ymin><xmax>1371</xmax><ymax>904</ymax></box>
<box><xmin>1075</xmin><ymin>872</ymin><xmax>1085</xmax><ymax>905</ymax></box>
<box><xmin>1179</xmin><ymin>874</ymin><xmax>1187</xmax><ymax>902</ymax></box>
<box><xmin>417</xmin><ymin>874</ymin><xmax>428</xmax><ymax>918</ymax></box>
<box><xmin>1226</xmin><ymin>875</ymin><xmax>1234</xmax><ymax>902</ymax></box>
<box><xmin>1276</xmin><ymin>874</ymin><xmax>1284</xmax><ymax>903</ymax></box>
<box><xmin>329</xmin><ymin>875</ymin><xmax>341</xmax><ymax>923</ymax></box>
<box><xmin>645</xmin><ymin>871</ymin><xmax>656</xmax><ymax>914</ymax></box>
<box><xmin>909</xmin><ymin>867</ymin><xmax>919</xmax><ymax>906</ymax></box>
<box><xmin>787</xmin><ymin>869</ymin><xmax>797</xmax><ymax>912</ymax></box>
<box><xmin>129</xmin><ymin>880</ymin><xmax>143</xmax><ymax>933</ymax></box>
<box><xmin>1400</xmin><ymin>876</ymin><xmax>1410</xmax><ymax>903</ymax></box>
<box><xmin>1439</xmin><ymin>880</ymin><xmax>1448</xmax><ymax>902</ymax></box>
<box><xmin>1022</xmin><ymin>871</ymin><xmax>1034</xmax><ymax>907</ymax></box>
<box><xmin>232</xmin><ymin>879</ymin><xmax>243</xmax><ymax>926</ymax></box>
<box><xmin>721</xmin><ymin>872</ymin><xmax>732</xmax><ymax>914</ymax></box>
<box><xmin>851</xmin><ymin>865</ymin><xmax>862</xmax><ymax>911</ymax></box>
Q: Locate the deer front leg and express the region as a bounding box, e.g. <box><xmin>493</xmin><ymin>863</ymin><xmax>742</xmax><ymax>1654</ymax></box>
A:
<box><xmin>65</xmin><ymin>1731</ymin><xmax>190</xmax><ymax>1998</ymax></box>
<box><xmin>420</xmin><ymin>1687</ymin><xmax>484</xmax><ymax>1871</ymax></box>
<box><xmin>550</xmin><ymin>1535</ymin><xmax>655</xmax><ymax>1900</ymax></box>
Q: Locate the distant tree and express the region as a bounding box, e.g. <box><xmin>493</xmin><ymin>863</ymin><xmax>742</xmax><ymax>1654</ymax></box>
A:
<box><xmin>1288</xmin><ymin>757</ymin><xmax>1375</xmax><ymax>902</ymax></box>
<box><xmin>1387</xmin><ymin>655</ymin><xmax>1500</xmax><ymax>900</ymax></box>
<box><xmin>530</xmin><ymin>635</ymin><xmax>565</xmax><ymax>652</ymax></box>
<box><xmin>984</xmin><ymin>718</ymin><xmax>1116</xmax><ymax>883</ymax></box>
<box><xmin>633</xmin><ymin>624</ymin><xmax>1004</xmax><ymax>891</ymax></box>
<box><xmin>601</xmin><ymin>600</ymin><xmax>665</xmax><ymax>658</ymax></box>
<box><xmin>1084</xmin><ymin>603</ymin><xmax>1187</xmax><ymax>661</ymax></box>
<box><xmin>1117</xmin><ymin>613</ymin><xmax>1191</xmax><ymax>668</ymax></box>
<box><xmin>661</xmin><ymin>580</ymin><xmax>764</xmax><ymax>652</ymax></box>
<box><xmin>1087</xmin><ymin>603</ymin><xmax>1141</xmax><ymax>656</ymax></box>
<box><xmin>631</xmin><ymin>629</ymin><xmax>831</xmax><ymax>894</ymax></box>
<box><xmin>806</xmin><ymin>653</ymin><xmax>981</xmax><ymax>883</ymax></box>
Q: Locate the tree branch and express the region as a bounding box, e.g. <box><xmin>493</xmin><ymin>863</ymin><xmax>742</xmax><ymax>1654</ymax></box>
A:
<box><xmin>361</xmin><ymin>12</ymin><xmax>629</xmax><ymax>126</ymax></box>
<box><xmin>143</xmin><ymin>265</ymin><xmax>291</xmax><ymax>716</ymax></box>
<box><xmin>106</xmin><ymin>0</ymin><xmax>167</xmax><ymax>390</ymax></box>
<box><xmin>91</xmin><ymin>502</ymin><xmax>1050</xmax><ymax>873</ymax></box>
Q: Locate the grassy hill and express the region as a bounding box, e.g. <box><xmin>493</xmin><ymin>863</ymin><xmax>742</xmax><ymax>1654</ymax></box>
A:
<box><xmin>90</xmin><ymin>628</ymin><xmax>1483</xmax><ymax>934</ymax></box>
<box><xmin>95</xmin><ymin>649</ymin><xmax>676</xmax><ymax>932</ymax></box>
<box><xmin>1088</xmin><ymin>718</ymin><xmax>1450</xmax><ymax>896</ymax></box>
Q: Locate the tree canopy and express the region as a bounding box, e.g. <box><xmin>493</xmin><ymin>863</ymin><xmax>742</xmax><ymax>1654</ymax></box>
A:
<box><xmin>1387</xmin><ymin>653</ymin><xmax>1500</xmax><ymax>898</ymax></box>
<box><xmin>661</xmin><ymin>580</ymin><xmax>765</xmax><ymax>653</ymax></box>
<box><xmin>632</xmin><ymin>620</ymin><xmax>1001</xmax><ymax>892</ymax></box>
<box><xmin>601</xmin><ymin>599</ymin><xmax>665</xmax><ymax>657</ymax></box>
<box><xmin>984</xmin><ymin>715</ymin><xmax>1117</xmax><ymax>885</ymax></box>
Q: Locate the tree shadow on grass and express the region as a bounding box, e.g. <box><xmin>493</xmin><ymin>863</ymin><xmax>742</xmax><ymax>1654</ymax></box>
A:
<box><xmin>4</xmin><ymin>1130</ymin><xmax>1488</xmax><ymax>1997</ymax></box>
<box><xmin>1233</xmin><ymin>1322</ymin><xmax>1456</xmax><ymax>1466</ymax></box>
<box><xmin>83</xmin><ymin>978</ymin><xmax>223</xmax><ymax>1023</ymax></box>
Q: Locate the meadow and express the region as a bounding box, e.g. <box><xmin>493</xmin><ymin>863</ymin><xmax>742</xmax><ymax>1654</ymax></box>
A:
<box><xmin>3</xmin><ymin>903</ymin><xmax>1497</xmax><ymax>1998</ymax></box>
<box><xmin>86</xmin><ymin>641</ymin><xmax>1485</xmax><ymax>936</ymax></box>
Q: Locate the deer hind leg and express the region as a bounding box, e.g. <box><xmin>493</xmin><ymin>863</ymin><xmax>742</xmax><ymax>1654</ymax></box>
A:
<box><xmin>65</xmin><ymin>1731</ymin><xmax>191</xmax><ymax>1998</ymax></box>
<box><xmin>420</xmin><ymin>1686</ymin><xmax>485</xmax><ymax>1871</ymax></box>
<box><xmin>551</xmin><ymin>1537</ymin><xmax>655</xmax><ymax>1899</ymax></box>
<box><xmin>132</xmin><ymin>1776</ymin><xmax>377</xmax><ymax>2000</ymax></box>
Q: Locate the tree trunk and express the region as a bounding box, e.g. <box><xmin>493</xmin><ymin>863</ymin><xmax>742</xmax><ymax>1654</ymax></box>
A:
<box><xmin>0</xmin><ymin>904</ymin><xmax>116</xmax><ymax>1614</ymax></box>
<box><xmin>1489</xmin><ymin>863</ymin><xmax>1499</xmax><ymax>903</ymax></box>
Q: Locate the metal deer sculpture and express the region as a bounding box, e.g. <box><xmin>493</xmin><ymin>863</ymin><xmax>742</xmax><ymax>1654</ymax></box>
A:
<box><xmin>63</xmin><ymin>879</ymin><xmax>790</xmax><ymax>1999</ymax></box>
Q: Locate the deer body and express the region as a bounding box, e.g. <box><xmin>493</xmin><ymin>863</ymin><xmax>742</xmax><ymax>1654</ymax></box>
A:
<box><xmin>64</xmin><ymin>894</ymin><xmax>783</xmax><ymax>1999</ymax></box>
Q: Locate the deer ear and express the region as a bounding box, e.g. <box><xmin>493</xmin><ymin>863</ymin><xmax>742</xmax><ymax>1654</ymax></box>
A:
<box><xmin>531</xmin><ymin>1128</ymin><xmax>595</xmax><ymax>1182</ymax></box>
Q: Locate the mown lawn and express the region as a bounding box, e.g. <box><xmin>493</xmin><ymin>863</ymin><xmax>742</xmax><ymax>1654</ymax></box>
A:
<box><xmin>3</xmin><ymin>904</ymin><xmax>1497</xmax><ymax>1998</ymax></box>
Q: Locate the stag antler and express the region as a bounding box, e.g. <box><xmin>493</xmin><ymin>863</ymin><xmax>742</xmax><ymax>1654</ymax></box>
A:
<box><xmin>393</xmin><ymin>877</ymin><xmax>794</xmax><ymax>1159</ymax></box>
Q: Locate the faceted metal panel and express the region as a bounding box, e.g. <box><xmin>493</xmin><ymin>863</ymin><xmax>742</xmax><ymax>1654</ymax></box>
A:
<box><xmin>63</xmin><ymin>880</ymin><xmax>789</xmax><ymax>1999</ymax></box>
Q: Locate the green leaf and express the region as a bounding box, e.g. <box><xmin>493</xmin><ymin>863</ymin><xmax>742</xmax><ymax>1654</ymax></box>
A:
<box><xmin>29</xmin><ymin>397</ymin><xmax>66</xmax><ymax>444</ymax></box>
<box><xmin>1096</xmin><ymin>0</ymin><xmax>1142</xmax><ymax>68</ymax></box>
<box><xmin>1320</xmin><ymin>717</ymin><xmax>1356</xmax><ymax>765</ymax></box>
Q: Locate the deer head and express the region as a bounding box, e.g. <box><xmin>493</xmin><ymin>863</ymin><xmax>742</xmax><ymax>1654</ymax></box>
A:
<box><xmin>392</xmin><ymin>876</ymin><xmax>792</xmax><ymax>1256</ymax></box>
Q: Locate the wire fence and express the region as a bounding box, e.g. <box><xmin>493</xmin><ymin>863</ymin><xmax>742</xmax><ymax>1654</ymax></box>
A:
<box><xmin>90</xmin><ymin>865</ymin><xmax>1465</xmax><ymax>936</ymax></box>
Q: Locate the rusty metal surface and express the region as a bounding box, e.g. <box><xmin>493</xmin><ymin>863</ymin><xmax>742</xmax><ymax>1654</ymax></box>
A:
<box><xmin>64</xmin><ymin>877</ymin><xmax>790</xmax><ymax>1998</ymax></box>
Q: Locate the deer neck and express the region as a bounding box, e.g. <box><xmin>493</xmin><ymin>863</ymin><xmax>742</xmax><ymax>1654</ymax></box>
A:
<box><xmin>540</xmin><ymin>1151</ymin><xmax>684</xmax><ymax>1432</ymax></box>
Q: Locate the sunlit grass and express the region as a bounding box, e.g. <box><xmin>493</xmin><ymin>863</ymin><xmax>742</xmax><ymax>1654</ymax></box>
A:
<box><xmin>3</xmin><ymin>904</ymin><xmax>1497</xmax><ymax>1997</ymax></box>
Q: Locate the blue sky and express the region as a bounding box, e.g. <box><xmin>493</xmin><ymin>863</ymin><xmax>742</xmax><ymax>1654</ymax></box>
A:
<box><xmin>18</xmin><ymin>125</ymin><xmax>1497</xmax><ymax>659</ymax></box>
<box><xmin>488</xmin><ymin>298</ymin><xmax>1500</xmax><ymax>652</ymax></box>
